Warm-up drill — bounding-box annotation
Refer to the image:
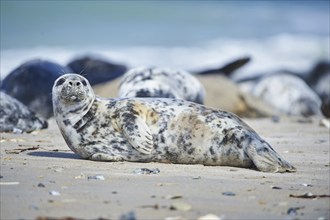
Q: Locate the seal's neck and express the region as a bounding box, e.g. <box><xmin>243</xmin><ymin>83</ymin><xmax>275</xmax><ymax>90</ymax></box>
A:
<box><xmin>55</xmin><ymin>96</ymin><xmax>95</xmax><ymax>126</ymax></box>
<box><xmin>70</xmin><ymin>98</ymin><xmax>95</xmax><ymax>124</ymax></box>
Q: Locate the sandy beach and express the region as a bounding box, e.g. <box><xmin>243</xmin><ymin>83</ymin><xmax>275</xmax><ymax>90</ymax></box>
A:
<box><xmin>1</xmin><ymin>112</ymin><xmax>329</xmax><ymax>219</ymax></box>
<box><xmin>1</xmin><ymin>1</ymin><xmax>329</xmax><ymax>219</ymax></box>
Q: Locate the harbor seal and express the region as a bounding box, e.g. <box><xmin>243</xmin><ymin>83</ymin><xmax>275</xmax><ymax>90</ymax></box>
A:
<box><xmin>67</xmin><ymin>55</ymin><xmax>127</xmax><ymax>85</ymax></box>
<box><xmin>1</xmin><ymin>59</ymin><xmax>70</xmax><ymax>118</ymax></box>
<box><xmin>118</xmin><ymin>66</ymin><xmax>205</xmax><ymax>104</ymax></box>
<box><xmin>250</xmin><ymin>73</ymin><xmax>322</xmax><ymax>117</ymax></box>
<box><xmin>52</xmin><ymin>73</ymin><xmax>296</xmax><ymax>173</ymax></box>
<box><xmin>306</xmin><ymin>61</ymin><xmax>330</xmax><ymax>118</ymax></box>
<box><xmin>0</xmin><ymin>91</ymin><xmax>48</xmax><ymax>133</ymax></box>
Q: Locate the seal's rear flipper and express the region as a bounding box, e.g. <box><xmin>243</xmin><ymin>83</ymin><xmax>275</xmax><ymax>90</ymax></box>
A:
<box><xmin>194</xmin><ymin>56</ymin><xmax>251</xmax><ymax>76</ymax></box>
<box><xmin>246</xmin><ymin>141</ymin><xmax>296</xmax><ymax>173</ymax></box>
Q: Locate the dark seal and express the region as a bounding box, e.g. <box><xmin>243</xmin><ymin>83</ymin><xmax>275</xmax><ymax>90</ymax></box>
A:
<box><xmin>67</xmin><ymin>56</ymin><xmax>127</xmax><ymax>85</ymax></box>
<box><xmin>1</xmin><ymin>59</ymin><xmax>70</xmax><ymax>118</ymax></box>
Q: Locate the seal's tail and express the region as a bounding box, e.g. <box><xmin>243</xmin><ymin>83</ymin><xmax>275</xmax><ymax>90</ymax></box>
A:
<box><xmin>246</xmin><ymin>140</ymin><xmax>296</xmax><ymax>173</ymax></box>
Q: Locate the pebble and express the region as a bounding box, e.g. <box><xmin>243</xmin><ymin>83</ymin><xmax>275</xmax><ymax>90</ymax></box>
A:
<box><xmin>287</xmin><ymin>206</ymin><xmax>304</xmax><ymax>216</ymax></box>
<box><xmin>87</xmin><ymin>175</ymin><xmax>105</xmax><ymax>180</ymax></box>
<box><xmin>132</xmin><ymin>168</ymin><xmax>160</xmax><ymax>175</ymax></box>
<box><xmin>119</xmin><ymin>211</ymin><xmax>136</xmax><ymax>220</ymax></box>
<box><xmin>37</xmin><ymin>183</ymin><xmax>45</xmax><ymax>188</ymax></box>
<box><xmin>192</xmin><ymin>176</ymin><xmax>202</xmax><ymax>179</ymax></box>
<box><xmin>271</xmin><ymin>115</ymin><xmax>280</xmax><ymax>123</ymax></box>
<box><xmin>315</xmin><ymin>139</ymin><xmax>327</xmax><ymax>144</ymax></box>
<box><xmin>222</xmin><ymin>191</ymin><xmax>236</xmax><ymax>196</ymax></box>
<box><xmin>140</xmin><ymin>204</ymin><xmax>159</xmax><ymax>209</ymax></box>
<box><xmin>271</xmin><ymin>186</ymin><xmax>282</xmax><ymax>190</ymax></box>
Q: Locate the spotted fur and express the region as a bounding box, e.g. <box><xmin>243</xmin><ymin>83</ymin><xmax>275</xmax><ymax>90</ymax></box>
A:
<box><xmin>118</xmin><ymin>66</ymin><xmax>205</xmax><ymax>104</ymax></box>
<box><xmin>251</xmin><ymin>74</ymin><xmax>322</xmax><ymax>117</ymax></box>
<box><xmin>0</xmin><ymin>91</ymin><xmax>48</xmax><ymax>132</ymax></box>
<box><xmin>53</xmin><ymin>74</ymin><xmax>296</xmax><ymax>173</ymax></box>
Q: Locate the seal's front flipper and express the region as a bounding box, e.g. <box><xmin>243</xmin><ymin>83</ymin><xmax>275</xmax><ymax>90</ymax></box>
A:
<box><xmin>118</xmin><ymin>112</ymin><xmax>154</xmax><ymax>155</ymax></box>
<box><xmin>90</xmin><ymin>153</ymin><xmax>124</xmax><ymax>161</ymax></box>
<box><xmin>246</xmin><ymin>140</ymin><xmax>296</xmax><ymax>173</ymax></box>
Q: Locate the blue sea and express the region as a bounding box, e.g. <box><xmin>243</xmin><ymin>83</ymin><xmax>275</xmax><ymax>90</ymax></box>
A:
<box><xmin>1</xmin><ymin>1</ymin><xmax>329</xmax><ymax>80</ymax></box>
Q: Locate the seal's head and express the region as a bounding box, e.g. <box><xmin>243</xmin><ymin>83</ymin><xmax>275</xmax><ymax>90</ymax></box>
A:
<box><xmin>52</xmin><ymin>73</ymin><xmax>95</xmax><ymax>115</ymax></box>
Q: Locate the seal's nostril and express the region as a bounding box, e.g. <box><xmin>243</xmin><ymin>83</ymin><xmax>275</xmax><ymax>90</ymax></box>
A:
<box><xmin>68</xmin><ymin>81</ymin><xmax>73</xmax><ymax>86</ymax></box>
<box><xmin>76</xmin><ymin>82</ymin><xmax>81</xmax><ymax>86</ymax></box>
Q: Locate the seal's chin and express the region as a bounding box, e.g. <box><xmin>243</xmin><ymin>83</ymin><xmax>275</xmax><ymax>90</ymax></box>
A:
<box><xmin>70</xmin><ymin>95</ymin><xmax>77</xmax><ymax>101</ymax></box>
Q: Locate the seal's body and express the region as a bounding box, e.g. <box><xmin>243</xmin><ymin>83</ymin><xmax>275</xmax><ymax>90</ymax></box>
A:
<box><xmin>251</xmin><ymin>74</ymin><xmax>322</xmax><ymax>117</ymax></box>
<box><xmin>118</xmin><ymin>67</ymin><xmax>205</xmax><ymax>104</ymax></box>
<box><xmin>0</xmin><ymin>91</ymin><xmax>47</xmax><ymax>133</ymax></box>
<box><xmin>53</xmin><ymin>74</ymin><xmax>296</xmax><ymax>173</ymax></box>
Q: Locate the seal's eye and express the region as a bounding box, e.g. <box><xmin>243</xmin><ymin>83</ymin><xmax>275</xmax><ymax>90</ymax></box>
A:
<box><xmin>55</xmin><ymin>78</ymin><xmax>66</xmax><ymax>87</ymax></box>
<box><xmin>81</xmin><ymin>80</ymin><xmax>87</xmax><ymax>86</ymax></box>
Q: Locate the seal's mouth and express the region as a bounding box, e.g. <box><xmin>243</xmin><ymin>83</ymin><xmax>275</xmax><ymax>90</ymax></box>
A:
<box><xmin>60</xmin><ymin>88</ymin><xmax>85</xmax><ymax>104</ymax></box>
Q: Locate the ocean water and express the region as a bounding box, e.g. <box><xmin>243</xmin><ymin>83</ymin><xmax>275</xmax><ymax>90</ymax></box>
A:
<box><xmin>1</xmin><ymin>1</ymin><xmax>329</xmax><ymax>80</ymax></box>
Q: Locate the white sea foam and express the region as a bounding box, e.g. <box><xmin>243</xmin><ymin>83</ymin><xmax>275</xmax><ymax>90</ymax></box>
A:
<box><xmin>0</xmin><ymin>34</ymin><xmax>329</xmax><ymax>80</ymax></box>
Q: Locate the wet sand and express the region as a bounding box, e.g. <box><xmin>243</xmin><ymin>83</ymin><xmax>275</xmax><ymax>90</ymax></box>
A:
<box><xmin>1</xmin><ymin>115</ymin><xmax>329</xmax><ymax>220</ymax></box>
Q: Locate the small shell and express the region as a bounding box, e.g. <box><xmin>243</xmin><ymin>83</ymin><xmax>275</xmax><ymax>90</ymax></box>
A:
<box><xmin>49</xmin><ymin>190</ymin><xmax>60</xmax><ymax>196</ymax></box>
<box><xmin>169</xmin><ymin>202</ymin><xmax>192</xmax><ymax>211</ymax></box>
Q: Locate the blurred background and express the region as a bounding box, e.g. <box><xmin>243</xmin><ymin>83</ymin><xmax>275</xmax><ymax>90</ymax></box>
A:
<box><xmin>1</xmin><ymin>0</ymin><xmax>329</xmax><ymax>79</ymax></box>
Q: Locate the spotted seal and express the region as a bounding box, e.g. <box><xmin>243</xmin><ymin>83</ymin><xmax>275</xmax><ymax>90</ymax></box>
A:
<box><xmin>250</xmin><ymin>73</ymin><xmax>322</xmax><ymax>117</ymax></box>
<box><xmin>0</xmin><ymin>91</ymin><xmax>48</xmax><ymax>133</ymax></box>
<box><xmin>118</xmin><ymin>66</ymin><xmax>205</xmax><ymax>104</ymax></box>
<box><xmin>52</xmin><ymin>73</ymin><xmax>296</xmax><ymax>173</ymax></box>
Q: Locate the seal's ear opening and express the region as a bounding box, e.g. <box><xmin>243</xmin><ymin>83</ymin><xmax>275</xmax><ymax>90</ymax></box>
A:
<box><xmin>55</xmin><ymin>78</ymin><xmax>66</xmax><ymax>87</ymax></box>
